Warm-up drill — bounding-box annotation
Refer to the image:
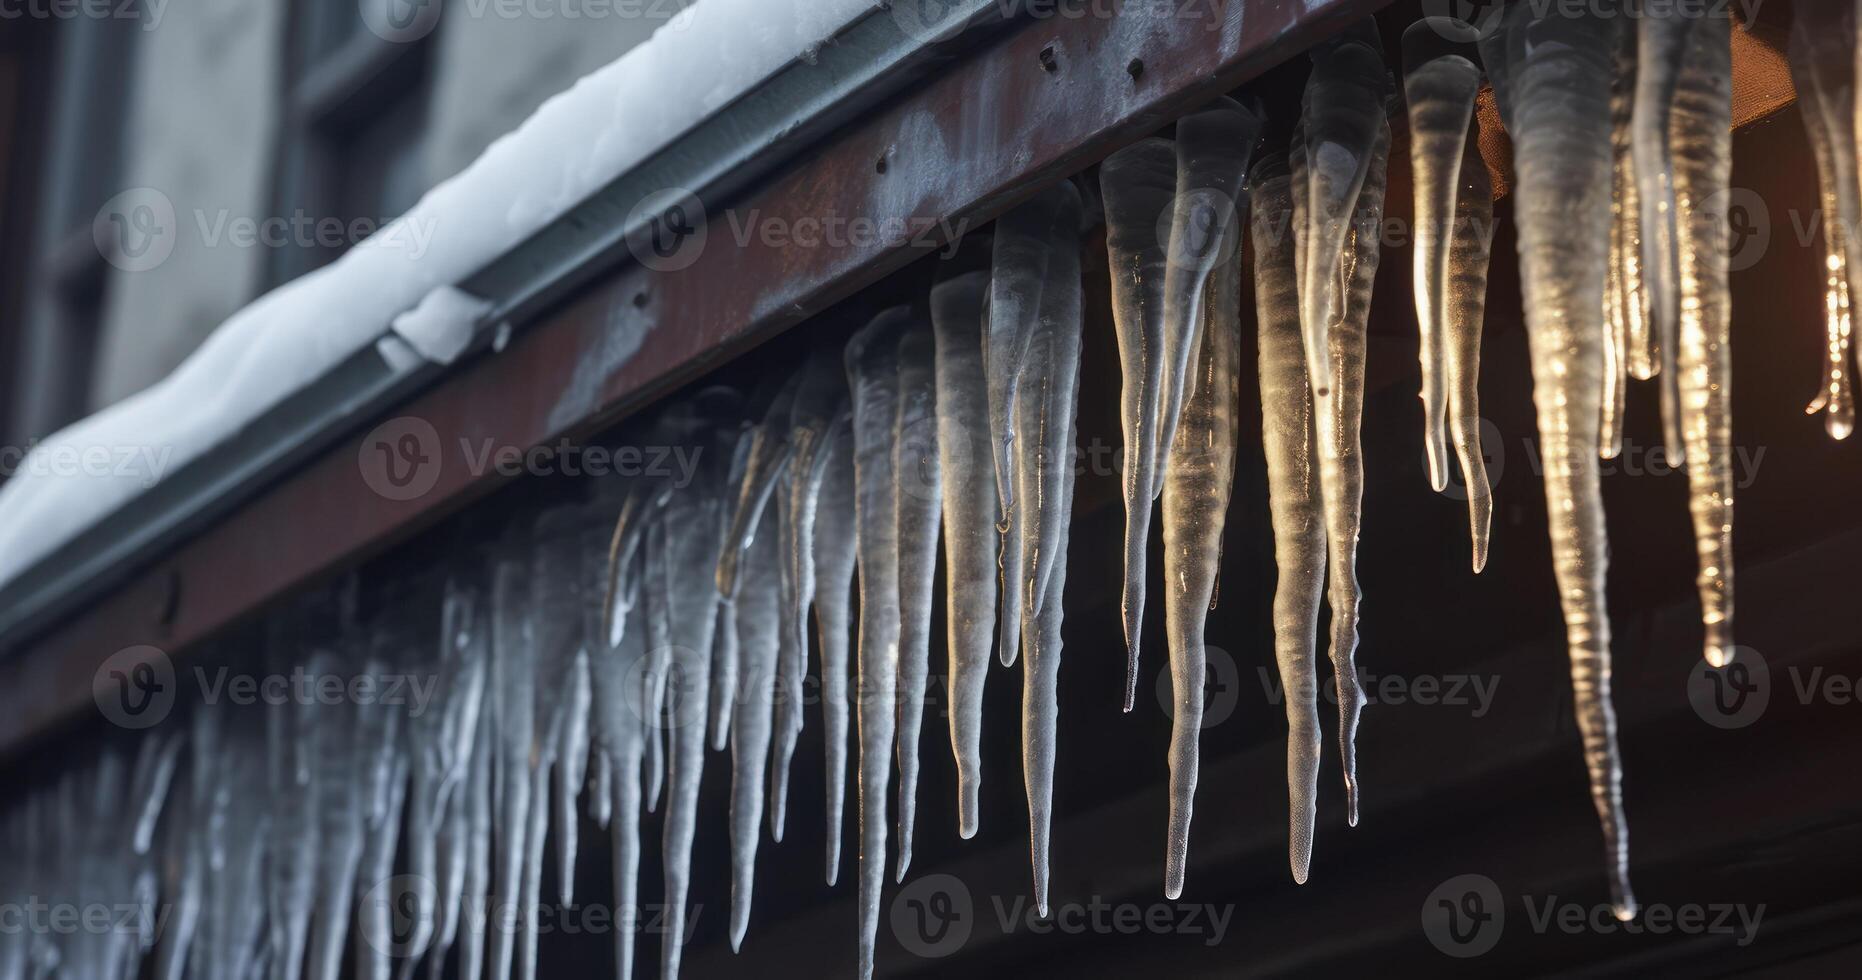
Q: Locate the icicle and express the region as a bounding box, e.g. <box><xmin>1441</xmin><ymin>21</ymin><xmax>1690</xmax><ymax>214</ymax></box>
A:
<box><xmin>1633</xmin><ymin>3</ymin><xmax>1699</xmax><ymax>463</ymax></box>
<box><xmin>718</xmin><ymin>380</ymin><xmax>801</xmax><ymax>600</ymax></box>
<box><xmin>603</xmin><ymin>475</ymin><xmax>671</xmax><ymax>648</ymax></box>
<box><xmin>1295</xmin><ymin>47</ymin><xmax>1386</xmax><ymax>825</ymax></box>
<box><xmin>1299</xmin><ymin>19</ymin><xmax>1388</xmax><ymax>408</ymax></box>
<box><xmin>395</xmin><ymin>570</ymin><xmax>488</xmax><ymax>980</ymax></box>
<box><xmin>1402</xmin><ymin>17</ymin><xmax>1483</xmax><ymax>490</ymax></box>
<box><xmin>1496</xmin><ymin>1</ymin><xmax>1637</xmax><ymax>920</ymax></box>
<box><xmin>727</xmin><ymin>503</ymin><xmax>783</xmax><ymax>951</ymax></box>
<box><xmin>157</xmin><ymin>709</ymin><xmax>216</xmax><ymax>980</ymax></box>
<box><xmin>1251</xmin><ymin>150</ymin><xmax>1327</xmax><ymax>884</ymax></box>
<box><xmin>643</xmin><ymin>519</ymin><xmax>671</xmax><ymax>812</ymax></box>
<box><xmin>1156</xmin><ymin>98</ymin><xmax>1257</xmax><ymax>486</ymax></box>
<box><xmin>1100</xmin><ymin>137</ymin><xmax>1176</xmax><ymax>703</ymax></box>
<box><xmin>1790</xmin><ymin>3</ymin><xmax>1858</xmax><ymax>439</ymax></box>
<box><xmin>265</xmin><ymin>612</ymin><xmax>319</xmax><ymax>980</ymax></box>
<box><xmin>659</xmin><ymin>482</ymin><xmax>727</xmax><ymax>980</ymax></box>
<box><xmin>989</xmin><ymin>183</ymin><xmax>1079</xmax><ymax>668</ymax></box>
<box><xmin>892</xmin><ymin>317</ymin><xmax>942</xmax><ymax>880</ymax></box>
<box><xmin>180</xmin><ymin>708</ymin><xmax>269</xmax><ymax>980</ymax></box>
<box><xmin>930</xmin><ymin>270</ymin><xmax>998</xmax><ymax>838</ymax></box>
<box><xmin>512</xmin><ymin>509</ymin><xmax>590</xmax><ymax>980</ymax></box>
<box><xmin>1447</xmin><ymin>130</ymin><xmax>1496</xmax><ymax>572</ymax></box>
<box><xmin>1161</xmin><ymin>205</ymin><xmax>1240</xmax><ymax>901</ymax></box>
<box><xmin>434</xmin><ymin>675</ymin><xmax>492</xmax><ymax>980</ymax></box>
<box><xmin>1672</xmin><ymin>17</ymin><xmax>1735</xmax><ymax>669</ymax></box>
<box><xmin>715</xmin><ymin>381</ymin><xmax>800</xmax><ymax>750</ymax></box>
<box><xmin>485</xmin><ymin>549</ymin><xmax>535</xmax><ymax>980</ymax></box>
<box><xmin>844</xmin><ymin>307</ymin><xmax>912</xmax><ymax>980</ymax></box>
<box><xmin>1602</xmin><ymin>24</ymin><xmax>1638</xmax><ymax>456</ymax></box>
<box><xmin>1614</xmin><ymin>27</ymin><xmax>1656</xmax><ymax>385</ymax></box>
<box><xmin>1016</xmin><ymin>181</ymin><xmax>1084</xmax><ymax>917</ymax></box>
<box><xmin>770</xmin><ymin>349</ymin><xmax>850</xmax><ymax>850</ymax></box>
<box><xmin>586</xmin><ymin>502</ymin><xmax>649</xmax><ymax>980</ymax></box>
<box><xmin>1114</xmin><ymin>99</ymin><xmax>1255</xmax><ymax>707</ymax></box>
<box><xmin>355</xmin><ymin>755</ymin><xmax>409</xmax><ymax>980</ymax></box>
<box><xmin>805</xmin><ymin>413</ymin><xmax>857</xmax><ymax>882</ymax></box>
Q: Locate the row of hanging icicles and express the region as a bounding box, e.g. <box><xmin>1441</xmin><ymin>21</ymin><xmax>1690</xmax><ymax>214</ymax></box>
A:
<box><xmin>6</xmin><ymin>4</ymin><xmax>1861</xmax><ymax>979</ymax></box>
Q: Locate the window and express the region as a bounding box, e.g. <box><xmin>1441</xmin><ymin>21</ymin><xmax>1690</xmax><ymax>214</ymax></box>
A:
<box><xmin>266</xmin><ymin>3</ymin><xmax>436</xmax><ymax>287</ymax></box>
<box><xmin>3</xmin><ymin>12</ymin><xmax>140</xmax><ymax>446</ymax></box>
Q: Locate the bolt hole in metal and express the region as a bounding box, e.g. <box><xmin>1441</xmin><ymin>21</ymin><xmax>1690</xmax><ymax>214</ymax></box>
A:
<box><xmin>1039</xmin><ymin>44</ymin><xmax>1058</xmax><ymax>73</ymax></box>
<box><xmin>1126</xmin><ymin>57</ymin><xmax>1143</xmax><ymax>81</ymax></box>
<box><xmin>876</xmin><ymin>155</ymin><xmax>889</xmax><ymax>175</ymax></box>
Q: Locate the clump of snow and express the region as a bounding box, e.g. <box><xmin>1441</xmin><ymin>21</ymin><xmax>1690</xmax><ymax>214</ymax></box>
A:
<box><xmin>0</xmin><ymin>0</ymin><xmax>881</xmax><ymax>592</ymax></box>
<box><xmin>392</xmin><ymin>286</ymin><xmax>493</xmax><ymax>365</ymax></box>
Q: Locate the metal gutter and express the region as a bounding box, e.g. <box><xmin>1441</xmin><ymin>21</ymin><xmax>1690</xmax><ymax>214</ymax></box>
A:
<box><xmin>0</xmin><ymin>0</ymin><xmax>1388</xmax><ymax>755</ymax></box>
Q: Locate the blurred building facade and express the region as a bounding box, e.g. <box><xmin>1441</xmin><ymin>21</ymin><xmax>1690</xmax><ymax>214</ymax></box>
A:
<box><xmin>1</xmin><ymin>0</ymin><xmax>684</xmax><ymax>448</ymax></box>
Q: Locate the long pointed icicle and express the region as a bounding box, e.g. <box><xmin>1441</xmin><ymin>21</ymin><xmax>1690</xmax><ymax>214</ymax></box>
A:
<box><xmin>771</xmin><ymin>351</ymin><xmax>850</xmax><ymax>846</ymax></box>
<box><xmin>1634</xmin><ymin>3</ymin><xmax>1699</xmax><ymax>463</ymax></box>
<box><xmin>585</xmin><ymin>503</ymin><xmax>648</xmax><ymax>980</ymax></box>
<box><xmin>1297</xmin><ymin>33</ymin><xmax>1387</xmax><ymax>826</ymax></box>
<box><xmin>1018</xmin><ymin>183</ymin><xmax>1083</xmax><ymax>917</ymax></box>
<box><xmin>1100</xmin><ymin>138</ymin><xmax>1176</xmax><ymax>704</ymax></box>
<box><xmin>1673</xmin><ymin>17</ymin><xmax>1735</xmax><ymax>670</ymax></box>
<box><xmin>1500</xmin><ymin>2</ymin><xmax>1637</xmax><ymax>920</ymax></box>
<box><xmin>642</xmin><ymin>519</ymin><xmax>671</xmax><ymax>812</ymax></box>
<box><xmin>1402</xmin><ymin>17</ymin><xmax>1483</xmax><ymax>492</ymax></box>
<box><xmin>660</xmin><ymin>485</ymin><xmax>726</xmax><ymax>980</ymax></box>
<box><xmin>486</xmin><ymin>546</ymin><xmax>533</xmax><ymax>980</ymax></box>
<box><xmin>893</xmin><ymin>318</ymin><xmax>942</xmax><ymax>880</ymax></box>
<box><xmin>1251</xmin><ymin>150</ymin><xmax>1327</xmax><ymax>884</ymax></box>
<box><xmin>989</xmin><ymin>183</ymin><xmax>1078</xmax><ymax>669</ymax></box>
<box><xmin>1446</xmin><ymin>129</ymin><xmax>1496</xmax><ymax>572</ymax></box>
<box><xmin>807</xmin><ymin>414</ymin><xmax>858</xmax><ymax>883</ymax></box>
<box><xmin>1325</xmin><ymin>113</ymin><xmax>1385</xmax><ymax>829</ymax></box>
<box><xmin>1161</xmin><ymin>207</ymin><xmax>1241</xmax><ymax>902</ymax></box>
<box><xmin>727</xmin><ymin>503</ymin><xmax>783</xmax><ymax>951</ymax></box>
<box><xmin>1791</xmin><ymin>2</ymin><xmax>1858</xmax><ymax>439</ymax></box>
<box><xmin>454</xmin><ymin>677</ymin><xmax>495</xmax><ymax>980</ymax></box>
<box><xmin>845</xmin><ymin>308</ymin><xmax>912</xmax><ymax>980</ymax></box>
<box><xmin>930</xmin><ymin>270</ymin><xmax>998</xmax><ymax>839</ymax></box>
<box><xmin>1025</xmin><ymin>187</ymin><xmax>1085</xmax><ymax>622</ymax></box>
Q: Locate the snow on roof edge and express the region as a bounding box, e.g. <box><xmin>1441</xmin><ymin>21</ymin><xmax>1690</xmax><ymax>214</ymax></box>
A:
<box><xmin>0</xmin><ymin>0</ymin><xmax>880</xmax><ymax>593</ymax></box>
